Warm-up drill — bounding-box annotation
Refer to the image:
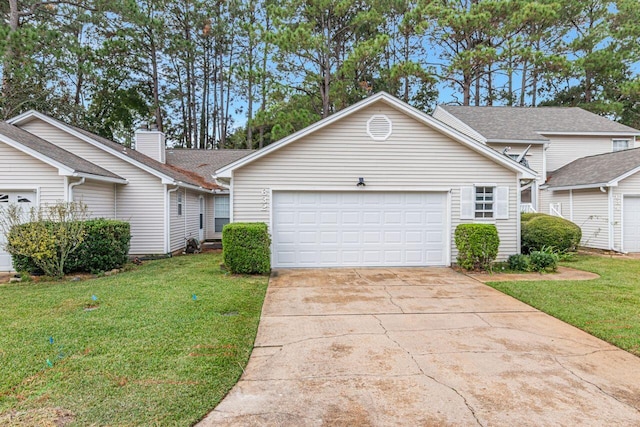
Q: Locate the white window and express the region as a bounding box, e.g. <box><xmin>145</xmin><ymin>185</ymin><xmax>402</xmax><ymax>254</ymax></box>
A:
<box><xmin>461</xmin><ymin>186</ymin><xmax>509</xmax><ymax>220</ymax></box>
<box><xmin>177</xmin><ymin>191</ymin><xmax>183</xmax><ymax>216</ymax></box>
<box><xmin>214</xmin><ymin>195</ymin><xmax>230</xmax><ymax>232</ymax></box>
<box><xmin>613</xmin><ymin>139</ymin><xmax>630</xmax><ymax>152</ymax></box>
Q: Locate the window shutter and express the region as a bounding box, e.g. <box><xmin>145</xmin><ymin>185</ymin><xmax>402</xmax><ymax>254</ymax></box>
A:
<box><xmin>460</xmin><ymin>186</ymin><xmax>474</xmax><ymax>220</ymax></box>
<box><xmin>495</xmin><ymin>186</ymin><xmax>509</xmax><ymax>219</ymax></box>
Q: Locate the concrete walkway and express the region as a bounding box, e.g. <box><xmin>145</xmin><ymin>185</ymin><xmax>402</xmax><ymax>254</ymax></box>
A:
<box><xmin>199</xmin><ymin>268</ymin><xmax>640</xmax><ymax>426</ymax></box>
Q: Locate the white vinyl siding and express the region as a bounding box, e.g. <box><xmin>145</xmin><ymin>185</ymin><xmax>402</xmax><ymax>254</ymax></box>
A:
<box><xmin>548</xmin><ymin>189</ymin><xmax>609</xmax><ymax>250</ymax></box>
<box><xmin>19</xmin><ymin>119</ymin><xmax>165</xmax><ymax>254</ymax></box>
<box><xmin>0</xmin><ymin>141</ymin><xmax>65</xmax><ymax>203</ymax></box>
<box><xmin>169</xmin><ymin>188</ymin><xmax>207</xmax><ymax>252</ymax></box>
<box><xmin>73</xmin><ymin>180</ymin><xmax>116</xmax><ymax>219</ymax></box>
<box><xmin>545</xmin><ymin>135</ymin><xmax>635</xmax><ymax>172</ymax></box>
<box><xmin>170</xmin><ymin>188</ymin><xmax>185</xmax><ymax>252</ymax></box>
<box><xmin>232</xmin><ymin>103</ymin><xmax>521</xmax><ymax>262</ymax></box>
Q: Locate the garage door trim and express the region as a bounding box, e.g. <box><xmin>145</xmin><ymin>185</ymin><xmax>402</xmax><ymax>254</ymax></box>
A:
<box><xmin>622</xmin><ymin>195</ymin><xmax>640</xmax><ymax>253</ymax></box>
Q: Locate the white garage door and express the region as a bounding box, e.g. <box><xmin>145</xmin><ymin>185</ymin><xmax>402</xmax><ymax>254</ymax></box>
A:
<box><xmin>623</xmin><ymin>196</ymin><xmax>640</xmax><ymax>253</ymax></box>
<box><xmin>272</xmin><ymin>191</ymin><xmax>448</xmax><ymax>267</ymax></box>
<box><xmin>0</xmin><ymin>191</ymin><xmax>37</xmax><ymax>271</ymax></box>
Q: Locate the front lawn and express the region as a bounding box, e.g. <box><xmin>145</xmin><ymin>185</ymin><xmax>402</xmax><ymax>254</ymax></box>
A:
<box><xmin>488</xmin><ymin>255</ymin><xmax>640</xmax><ymax>357</ymax></box>
<box><xmin>0</xmin><ymin>252</ymin><xmax>268</xmax><ymax>426</ymax></box>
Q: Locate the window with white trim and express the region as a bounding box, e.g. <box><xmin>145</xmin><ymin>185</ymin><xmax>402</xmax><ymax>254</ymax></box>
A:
<box><xmin>461</xmin><ymin>186</ymin><xmax>509</xmax><ymax>220</ymax></box>
<box><xmin>475</xmin><ymin>187</ymin><xmax>494</xmax><ymax>218</ymax></box>
<box><xmin>214</xmin><ymin>195</ymin><xmax>230</xmax><ymax>232</ymax></box>
<box><xmin>613</xmin><ymin>139</ymin><xmax>630</xmax><ymax>152</ymax></box>
<box><xmin>177</xmin><ymin>191</ymin><xmax>183</xmax><ymax>216</ymax></box>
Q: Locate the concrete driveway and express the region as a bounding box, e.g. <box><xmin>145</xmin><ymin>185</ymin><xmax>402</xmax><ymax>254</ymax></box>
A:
<box><xmin>199</xmin><ymin>268</ymin><xmax>640</xmax><ymax>426</ymax></box>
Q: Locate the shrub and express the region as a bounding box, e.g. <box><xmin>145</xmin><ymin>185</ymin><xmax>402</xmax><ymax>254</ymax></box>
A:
<box><xmin>222</xmin><ymin>222</ymin><xmax>271</xmax><ymax>274</ymax></box>
<box><xmin>529</xmin><ymin>249</ymin><xmax>559</xmax><ymax>272</ymax></box>
<box><xmin>454</xmin><ymin>223</ymin><xmax>500</xmax><ymax>271</ymax></box>
<box><xmin>522</xmin><ymin>214</ymin><xmax>582</xmax><ymax>253</ymax></box>
<box><xmin>521</xmin><ymin>212</ymin><xmax>547</xmax><ymax>223</ymax></box>
<box><xmin>508</xmin><ymin>254</ymin><xmax>530</xmax><ymax>272</ymax></box>
<box><xmin>67</xmin><ymin>219</ymin><xmax>131</xmax><ymax>274</ymax></box>
<box><xmin>9</xmin><ymin>219</ymin><xmax>131</xmax><ymax>275</ymax></box>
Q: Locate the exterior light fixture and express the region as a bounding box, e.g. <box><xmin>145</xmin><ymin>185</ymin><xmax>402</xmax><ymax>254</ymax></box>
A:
<box><xmin>357</xmin><ymin>177</ymin><xmax>366</xmax><ymax>187</ymax></box>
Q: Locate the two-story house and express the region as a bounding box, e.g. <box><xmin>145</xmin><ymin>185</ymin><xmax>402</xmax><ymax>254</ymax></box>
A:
<box><xmin>433</xmin><ymin>106</ymin><xmax>640</xmax><ymax>253</ymax></box>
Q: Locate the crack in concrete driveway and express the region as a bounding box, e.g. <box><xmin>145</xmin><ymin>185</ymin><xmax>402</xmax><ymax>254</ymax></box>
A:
<box><xmin>198</xmin><ymin>268</ymin><xmax>640</xmax><ymax>426</ymax></box>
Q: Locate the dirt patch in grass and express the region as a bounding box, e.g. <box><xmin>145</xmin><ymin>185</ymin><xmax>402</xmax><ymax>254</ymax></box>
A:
<box><xmin>466</xmin><ymin>266</ymin><xmax>599</xmax><ymax>283</ymax></box>
<box><xmin>0</xmin><ymin>407</ymin><xmax>74</xmax><ymax>426</ymax></box>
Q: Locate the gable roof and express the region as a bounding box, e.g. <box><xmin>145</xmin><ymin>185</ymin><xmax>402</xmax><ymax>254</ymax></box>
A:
<box><xmin>8</xmin><ymin>111</ymin><xmax>221</xmax><ymax>191</ymax></box>
<box><xmin>216</xmin><ymin>92</ymin><xmax>536</xmax><ymax>179</ymax></box>
<box><xmin>546</xmin><ymin>148</ymin><xmax>640</xmax><ymax>190</ymax></box>
<box><xmin>0</xmin><ymin>121</ymin><xmax>127</xmax><ymax>183</ymax></box>
<box><xmin>166</xmin><ymin>149</ymin><xmax>253</xmax><ymax>181</ymax></box>
<box><xmin>437</xmin><ymin>105</ymin><xmax>640</xmax><ymax>143</ymax></box>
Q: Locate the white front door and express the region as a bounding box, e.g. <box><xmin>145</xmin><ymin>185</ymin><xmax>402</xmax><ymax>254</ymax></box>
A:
<box><xmin>623</xmin><ymin>196</ymin><xmax>640</xmax><ymax>252</ymax></box>
<box><xmin>198</xmin><ymin>196</ymin><xmax>205</xmax><ymax>242</ymax></box>
<box><xmin>0</xmin><ymin>191</ymin><xmax>37</xmax><ymax>271</ymax></box>
<box><xmin>272</xmin><ymin>191</ymin><xmax>448</xmax><ymax>268</ymax></box>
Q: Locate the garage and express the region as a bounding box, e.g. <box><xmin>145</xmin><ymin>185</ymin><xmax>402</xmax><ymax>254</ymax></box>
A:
<box><xmin>272</xmin><ymin>191</ymin><xmax>448</xmax><ymax>268</ymax></box>
<box><xmin>623</xmin><ymin>196</ymin><xmax>640</xmax><ymax>252</ymax></box>
<box><xmin>0</xmin><ymin>190</ymin><xmax>36</xmax><ymax>271</ymax></box>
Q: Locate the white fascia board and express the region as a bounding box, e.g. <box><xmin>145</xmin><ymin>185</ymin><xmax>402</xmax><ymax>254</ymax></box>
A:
<box><xmin>536</xmin><ymin>131</ymin><xmax>640</xmax><ymax>137</ymax></box>
<box><xmin>432</xmin><ymin>106</ymin><xmax>487</xmax><ymax>143</ymax></box>
<box><xmin>608</xmin><ymin>165</ymin><xmax>640</xmax><ymax>186</ymax></box>
<box><xmin>0</xmin><ymin>133</ymin><xmax>75</xmax><ymax>176</ymax></box>
<box><xmin>175</xmin><ymin>181</ymin><xmax>214</xmax><ymax>193</ymax></box>
<box><xmin>217</xmin><ymin>92</ymin><xmax>536</xmax><ymax>180</ymax></box>
<box><xmin>548</xmin><ymin>182</ymin><xmax>613</xmax><ymax>191</ymax></box>
<box><xmin>8</xmin><ymin>110</ymin><xmax>177</xmax><ymax>184</ymax></box>
<box><xmin>73</xmin><ymin>172</ymin><xmax>128</xmax><ymax>185</ymax></box>
<box><xmin>486</xmin><ymin>138</ymin><xmax>548</xmax><ymax>144</ymax></box>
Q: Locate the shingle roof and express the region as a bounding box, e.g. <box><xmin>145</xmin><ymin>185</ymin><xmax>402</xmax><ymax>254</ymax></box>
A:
<box><xmin>165</xmin><ymin>149</ymin><xmax>254</xmax><ymax>180</ymax></box>
<box><xmin>439</xmin><ymin>106</ymin><xmax>640</xmax><ymax>142</ymax></box>
<box><xmin>0</xmin><ymin>121</ymin><xmax>125</xmax><ymax>181</ymax></box>
<box><xmin>547</xmin><ymin>148</ymin><xmax>640</xmax><ymax>188</ymax></box>
<box><xmin>57</xmin><ymin>121</ymin><xmax>222</xmax><ymax>190</ymax></box>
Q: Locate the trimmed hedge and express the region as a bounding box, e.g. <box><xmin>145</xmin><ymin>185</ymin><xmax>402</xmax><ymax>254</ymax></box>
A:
<box><xmin>454</xmin><ymin>223</ymin><xmax>500</xmax><ymax>271</ymax></box>
<box><xmin>11</xmin><ymin>219</ymin><xmax>131</xmax><ymax>274</ymax></box>
<box><xmin>522</xmin><ymin>214</ymin><xmax>581</xmax><ymax>253</ymax></box>
<box><xmin>521</xmin><ymin>212</ymin><xmax>547</xmax><ymax>223</ymax></box>
<box><xmin>222</xmin><ymin>222</ymin><xmax>271</xmax><ymax>274</ymax></box>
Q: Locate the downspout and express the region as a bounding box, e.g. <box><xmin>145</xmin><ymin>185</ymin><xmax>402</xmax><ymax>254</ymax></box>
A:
<box><xmin>516</xmin><ymin>174</ymin><xmax>522</xmax><ymax>254</ymax></box>
<box><xmin>569</xmin><ymin>189</ymin><xmax>573</xmax><ymax>222</ymax></box>
<box><xmin>165</xmin><ymin>185</ymin><xmax>179</xmax><ymax>254</ymax></box>
<box><xmin>68</xmin><ymin>177</ymin><xmax>85</xmax><ymax>202</ymax></box>
<box><xmin>607</xmin><ymin>187</ymin><xmax>614</xmax><ymax>251</ymax></box>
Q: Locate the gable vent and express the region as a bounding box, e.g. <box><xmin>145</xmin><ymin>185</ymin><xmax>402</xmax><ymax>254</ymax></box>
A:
<box><xmin>367</xmin><ymin>115</ymin><xmax>392</xmax><ymax>141</ymax></box>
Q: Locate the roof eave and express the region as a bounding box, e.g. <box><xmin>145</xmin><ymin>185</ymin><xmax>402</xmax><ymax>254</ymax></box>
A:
<box><xmin>73</xmin><ymin>172</ymin><xmax>128</xmax><ymax>185</ymax></box>
<box><xmin>548</xmin><ymin>182</ymin><xmax>614</xmax><ymax>191</ymax></box>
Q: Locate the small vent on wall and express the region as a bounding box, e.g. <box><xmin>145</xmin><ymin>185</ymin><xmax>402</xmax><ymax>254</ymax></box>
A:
<box><xmin>366</xmin><ymin>115</ymin><xmax>392</xmax><ymax>141</ymax></box>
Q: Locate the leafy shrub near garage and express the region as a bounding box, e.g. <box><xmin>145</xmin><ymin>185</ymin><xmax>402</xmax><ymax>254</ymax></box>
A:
<box><xmin>521</xmin><ymin>212</ymin><xmax>547</xmax><ymax>223</ymax></box>
<box><xmin>508</xmin><ymin>254</ymin><xmax>530</xmax><ymax>272</ymax></box>
<box><xmin>455</xmin><ymin>224</ymin><xmax>500</xmax><ymax>271</ymax></box>
<box><xmin>522</xmin><ymin>214</ymin><xmax>581</xmax><ymax>253</ymax></box>
<box><xmin>529</xmin><ymin>249</ymin><xmax>559</xmax><ymax>272</ymax></box>
<box><xmin>9</xmin><ymin>219</ymin><xmax>131</xmax><ymax>275</ymax></box>
<box><xmin>222</xmin><ymin>222</ymin><xmax>271</xmax><ymax>274</ymax></box>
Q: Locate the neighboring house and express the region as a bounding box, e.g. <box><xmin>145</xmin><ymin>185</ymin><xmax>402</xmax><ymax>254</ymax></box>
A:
<box><xmin>433</xmin><ymin>105</ymin><xmax>640</xmax><ymax>253</ymax></box>
<box><xmin>215</xmin><ymin>92</ymin><xmax>535</xmax><ymax>268</ymax></box>
<box><xmin>0</xmin><ymin>111</ymin><xmax>251</xmax><ymax>271</ymax></box>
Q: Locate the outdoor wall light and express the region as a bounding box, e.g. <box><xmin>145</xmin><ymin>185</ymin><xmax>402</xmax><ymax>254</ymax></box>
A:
<box><xmin>357</xmin><ymin>177</ymin><xmax>366</xmax><ymax>187</ymax></box>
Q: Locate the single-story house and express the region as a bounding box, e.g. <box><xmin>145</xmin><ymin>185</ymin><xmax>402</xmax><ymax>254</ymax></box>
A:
<box><xmin>0</xmin><ymin>110</ymin><xmax>250</xmax><ymax>271</ymax></box>
<box><xmin>214</xmin><ymin>92</ymin><xmax>535</xmax><ymax>268</ymax></box>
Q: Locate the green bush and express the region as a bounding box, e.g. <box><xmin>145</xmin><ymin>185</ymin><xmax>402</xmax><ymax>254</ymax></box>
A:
<box><xmin>508</xmin><ymin>254</ymin><xmax>530</xmax><ymax>272</ymax></box>
<box><xmin>10</xmin><ymin>219</ymin><xmax>131</xmax><ymax>275</ymax></box>
<box><xmin>522</xmin><ymin>214</ymin><xmax>582</xmax><ymax>253</ymax></box>
<box><xmin>454</xmin><ymin>223</ymin><xmax>500</xmax><ymax>271</ymax></box>
<box><xmin>222</xmin><ymin>222</ymin><xmax>271</xmax><ymax>274</ymax></box>
<box><xmin>521</xmin><ymin>212</ymin><xmax>547</xmax><ymax>223</ymax></box>
<box><xmin>529</xmin><ymin>250</ymin><xmax>559</xmax><ymax>272</ymax></box>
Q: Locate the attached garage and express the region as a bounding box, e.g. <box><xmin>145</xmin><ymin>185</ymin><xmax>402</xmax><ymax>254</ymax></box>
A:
<box><xmin>272</xmin><ymin>191</ymin><xmax>448</xmax><ymax>267</ymax></box>
<box><xmin>0</xmin><ymin>190</ymin><xmax>37</xmax><ymax>271</ymax></box>
<box><xmin>623</xmin><ymin>196</ymin><xmax>640</xmax><ymax>253</ymax></box>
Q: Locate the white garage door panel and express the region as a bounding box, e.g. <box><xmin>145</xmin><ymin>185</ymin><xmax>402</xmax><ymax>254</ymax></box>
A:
<box><xmin>623</xmin><ymin>196</ymin><xmax>640</xmax><ymax>253</ymax></box>
<box><xmin>0</xmin><ymin>191</ymin><xmax>37</xmax><ymax>271</ymax></box>
<box><xmin>272</xmin><ymin>191</ymin><xmax>448</xmax><ymax>267</ymax></box>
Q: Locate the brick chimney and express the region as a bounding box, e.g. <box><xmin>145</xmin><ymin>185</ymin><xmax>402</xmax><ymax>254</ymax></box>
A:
<box><xmin>135</xmin><ymin>124</ymin><xmax>166</xmax><ymax>163</ymax></box>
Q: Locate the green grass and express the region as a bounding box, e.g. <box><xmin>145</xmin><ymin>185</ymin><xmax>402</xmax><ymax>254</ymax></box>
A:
<box><xmin>0</xmin><ymin>252</ymin><xmax>268</xmax><ymax>426</ymax></box>
<box><xmin>487</xmin><ymin>255</ymin><xmax>640</xmax><ymax>357</ymax></box>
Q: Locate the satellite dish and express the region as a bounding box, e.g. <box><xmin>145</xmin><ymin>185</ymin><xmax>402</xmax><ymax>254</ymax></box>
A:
<box><xmin>516</xmin><ymin>145</ymin><xmax>531</xmax><ymax>163</ymax></box>
<box><xmin>502</xmin><ymin>146</ymin><xmax>511</xmax><ymax>155</ymax></box>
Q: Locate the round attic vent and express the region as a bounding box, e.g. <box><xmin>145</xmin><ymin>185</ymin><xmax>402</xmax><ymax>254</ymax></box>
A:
<box><xmin>367</xmin><ymin>115</ymin><xmax>392</xmax><ymax>141</ymax></box>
